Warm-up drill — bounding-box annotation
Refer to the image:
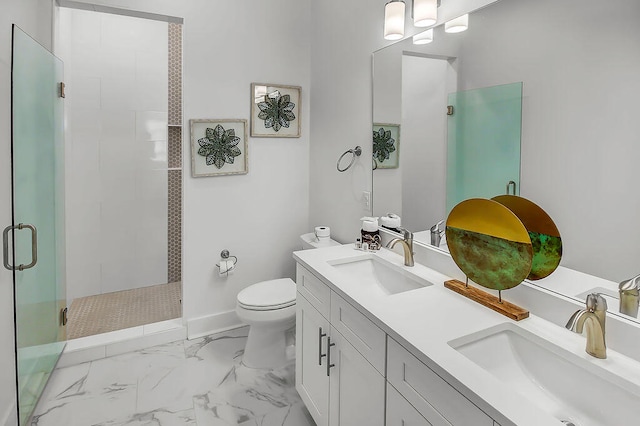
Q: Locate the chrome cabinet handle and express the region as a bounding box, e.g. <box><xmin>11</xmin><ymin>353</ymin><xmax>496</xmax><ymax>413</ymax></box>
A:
<box><xmin>318</xmin><ymin>327</ymin><xmax>327</xmax><ymax>365</ymax></box>
<box><xmin>3</xmin><ymin>223</ymin><xmax>38</xmax><ymax>271</ymax></box>
<box><xmin>326</xmin><ymin>337</ymin><xmax>336</xmax><ymax>376</ymax></box>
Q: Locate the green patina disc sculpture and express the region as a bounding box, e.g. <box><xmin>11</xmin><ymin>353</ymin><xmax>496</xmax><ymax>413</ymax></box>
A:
<box><xmin>492</xmin><ymin>195</ymin><xmax>562</xmax><ymax>280</ymax></box>
<box><xmin>446</xmin><ymin>199</ymin><xmax>533</xmax><ymax>291</ymax></box>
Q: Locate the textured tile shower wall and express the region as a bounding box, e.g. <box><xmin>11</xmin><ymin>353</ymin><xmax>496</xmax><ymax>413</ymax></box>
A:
<box><xmin>168</xmin><ymin>23</ymin><xmax>182</xmax><ymax>284</ymax></box>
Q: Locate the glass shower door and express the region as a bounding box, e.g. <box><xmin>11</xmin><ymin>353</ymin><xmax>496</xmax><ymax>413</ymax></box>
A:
<box><xmin>10</xmin><ymin>25</ymin><xmax>66</xmax><ymax>425</ymax></box>
<box><xmin>446</xmin><ymin>82</ymin><xmax>523</xmax><ymax>214</ymax></box>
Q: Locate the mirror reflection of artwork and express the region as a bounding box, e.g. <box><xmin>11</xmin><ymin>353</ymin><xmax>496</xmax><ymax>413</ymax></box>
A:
<box><xmin>492</xmin><ymin>195</ymin><xmax>562</xmax><ymax>281</ymax></box>
<box><xmin>373</xmin><ymin>123</ymin><xmax>400</xmax><ymax>169</ymax></box>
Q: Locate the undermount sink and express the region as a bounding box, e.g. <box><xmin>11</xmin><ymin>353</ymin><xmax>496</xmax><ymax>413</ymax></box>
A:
<box><xmin>328</xmin><ymin>254</ymin><xmax>432</xmax><ymax>295</ymax></box>
<box><xmin>449</xmin><ymin>323</ymin><xmax>640</xmax><ymax>426</ymax></box>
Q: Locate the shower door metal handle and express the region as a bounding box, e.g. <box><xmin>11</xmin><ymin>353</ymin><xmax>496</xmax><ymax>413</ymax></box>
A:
<box><xmin>3</xmin><ymin>223</ymin><xmax>38</xmax><ymax>271</ymax></box>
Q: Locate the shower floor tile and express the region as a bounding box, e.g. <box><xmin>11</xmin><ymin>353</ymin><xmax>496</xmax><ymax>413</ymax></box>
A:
<box><xmin>31</xmin><ymin>327</ymin><xmax>314</xmax><ymax>426</ymax></box>
<box><xmin>67</xmin><ymin>282</ymin><xmax>182</xmax><ymax>339</ymax></box>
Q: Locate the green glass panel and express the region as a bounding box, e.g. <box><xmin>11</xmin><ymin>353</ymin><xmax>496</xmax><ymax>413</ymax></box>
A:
<box><xmin>446</xmin><ymin>82</ymin><xmax>522</xmax><ymax>214</ymax></box>
<box><xmin>11</xmin><ymin>26</ymin><xmax>66</xmax><ymax>425</ymax></box>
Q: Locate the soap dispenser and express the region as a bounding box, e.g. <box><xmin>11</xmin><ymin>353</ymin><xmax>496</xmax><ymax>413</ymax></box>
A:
<box><xmin>360</xmin><ymin>217</ymin><xmax>381</xmax><ymax>250</ymax></box>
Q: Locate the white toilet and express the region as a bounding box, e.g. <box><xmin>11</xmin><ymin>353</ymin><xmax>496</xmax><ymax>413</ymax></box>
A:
<box><xmin>236</xmin><ymin>233</ymin><xmax>339</xmax><ymax>369</ymax></box>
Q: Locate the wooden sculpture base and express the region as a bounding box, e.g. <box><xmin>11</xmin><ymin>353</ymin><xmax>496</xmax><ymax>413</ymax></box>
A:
<box><xmin>444</xmin><ymin>279</ymin><xmax>529</xmax><ymax>321</ymax></box>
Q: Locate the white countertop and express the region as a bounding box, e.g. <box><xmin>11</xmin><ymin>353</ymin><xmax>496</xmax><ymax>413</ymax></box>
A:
<box><xmin>293</xmin><ymin>244</ymin><xmax>640</xmax><ymax>426</ymax></box>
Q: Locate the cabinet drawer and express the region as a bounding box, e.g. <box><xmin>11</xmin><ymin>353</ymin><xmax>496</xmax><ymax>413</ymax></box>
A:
<box><xmin>387</xmin><ymin>383</ymin><xmax>445</xmax><ymax>426</ymax></box>
<box><xmin>330</xmin><ymin>292</ymin><xmax>386</xmax><ymax>374</ymax></box>
<box><xmin>387</xmin><ymin>338</ymin><xmax>493</xmax><ymax>426</ymax></box>
<box><xmin>296</xmin><ymin>264</ymin><xmax>331</xmax><ymax>318</ymax></box>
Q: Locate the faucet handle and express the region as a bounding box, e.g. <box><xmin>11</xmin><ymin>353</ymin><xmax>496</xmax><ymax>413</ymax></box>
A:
<box><xmin>619</xmin><ymin>274</ymin><xmax>640</xmax><ymax>293</ymax></box>
<box><xmin>397</xmin><ymin>227</ymin><xmax>413</xmax><ymax>240</ymax></box>
<box><xmin>430</xmin><ymin>220</ymin><xmax>444</xmax><ymax>233</ymax></box>
<box><xmin>586</xmin><ymin>293</ymin><xmax>607</xmax><ymax>312</ymax></box>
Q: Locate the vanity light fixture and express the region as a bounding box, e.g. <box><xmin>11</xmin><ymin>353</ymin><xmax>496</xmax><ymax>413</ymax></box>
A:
<box><xmin>384</xmin><ymin>0</ymin><xmax>406</xmax><ymax>41</ymax></box>
<box><xmin>413</xmin><ymin>0</ymin><xmax>438</xmax><ymax>27</ymax></box>
<box><xmin>412</xmin><ymin>28</ymin><xmax>434</xmax><ymax>45</ymax></box>
<box><xmin>444</xmin><ymin>14</ymin><xmax>469</xmax><ymax>33</ymax></box>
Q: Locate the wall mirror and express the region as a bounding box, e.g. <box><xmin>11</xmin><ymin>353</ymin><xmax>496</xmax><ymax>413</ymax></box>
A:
<box><xmin>372</xmin><ymin>0</ymin><xmax>640</xmax><ymax>322</ymax></box>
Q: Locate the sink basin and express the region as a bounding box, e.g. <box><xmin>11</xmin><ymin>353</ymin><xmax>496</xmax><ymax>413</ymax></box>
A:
<box><xmin>449</xmin><ymin>323</ymin><xmax>640</xmax><ymax>426</ymax></box>
<box><xmin>328</xmin><ymin>254</ymin><xmax>432</xmax><ymax>295</ymax></box>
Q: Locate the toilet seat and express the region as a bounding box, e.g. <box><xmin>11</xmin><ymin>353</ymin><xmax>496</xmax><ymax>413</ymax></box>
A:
<box><xmin>237</xmin><ymin>278</ymin><xmax>296</xmax><ymax>311</ymax></box>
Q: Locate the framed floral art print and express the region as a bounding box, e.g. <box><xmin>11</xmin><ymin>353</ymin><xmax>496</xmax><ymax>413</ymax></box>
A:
<box><xmin>190</xmin><ymin>119</ymin><xmax>248</xmax><ymax>177</ymax></box>
<box><xmin>373</xmin><ymin>123</ymin><xmax>400</xmax><ymax>169</ymax></box>
<box><xmin>250</xmin><ymin>83</ymin><xmax>301</xmax><ymax>138</ymax></box>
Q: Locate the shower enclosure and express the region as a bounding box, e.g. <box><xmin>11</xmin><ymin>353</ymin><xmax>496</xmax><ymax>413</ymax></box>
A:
<box><xmin>56</xmin><ymin>8</ymin><xmax>183</xmax><ymax>339</ymax></box>
<box><xmin>8</xmin><ymin>8</ymin><xmax>183</xmax><ymax>424</ymax></box>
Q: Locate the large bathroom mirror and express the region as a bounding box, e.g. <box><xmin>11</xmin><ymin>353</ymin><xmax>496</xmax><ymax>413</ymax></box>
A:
<box><xmin>373</xmin><ymin>0</ymin><xmax>640</xmax><ymax>321</ymax></box>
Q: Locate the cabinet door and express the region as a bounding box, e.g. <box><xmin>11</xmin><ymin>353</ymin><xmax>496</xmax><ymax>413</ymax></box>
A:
<box><xmin>387</xmin><ymin>338</ymin><xmax>493</xmax><ymax>426</ymax></box>
<box><xmin>296</xmin><ymin>293</ymin><xmax>331</xmax><ymax>426</ymax></box>
<box><xmin>328</xmin><ymin>326</ymin><xmax>385</xmax><ymax>426</ymax></box>
<box><xmin>387</xmin><ymin>383</ymin><xmax>441</xmax><ymax>426</ymax></box>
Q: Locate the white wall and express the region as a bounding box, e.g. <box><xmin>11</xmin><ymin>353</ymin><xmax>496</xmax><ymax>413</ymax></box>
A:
<box><xmin>372</xmin><ymin>45</ymin><xmax>402</xmax><ymax>218</ymax></box>
<box><xmin>372</xmin><ymin>54</ymin><xmax>450</xmax><ymax>232</ymax></box>
<box><xmin>309</xmin><ymin>0</ymin><xmax>499</xmax><ymax>244</ymax></box>
<box><xmin>0</xmin><ymin>0</ymin><xmax>497</xmax><ymax>419</ymax></box>
<box><xmin>58</xmin><ymin>0</ymin><xmax>311</xmax><ymax>335</ymax></box>
<box><xmin>401</xmin><ymin>55</ymin><xmax>448</xmax><ymax>232</ymax></box>
<box><xmin>1</xmin><ymin>1</ymin><xmax>55</xmax><ymax>422</ymax></box>
<box><xmin>58</xmin><ymin>8</ymin><xmax>169</xmax><ymax>301</ymax></box>
<box><xmin>450</xmin><ymin>0</ymin><xmax>640</xmax><ymax>281</ymax></box>
<box><xmin>2</xmin><ymin>0</ymin><xmax>310</xmax><ymax>418</ymax></box>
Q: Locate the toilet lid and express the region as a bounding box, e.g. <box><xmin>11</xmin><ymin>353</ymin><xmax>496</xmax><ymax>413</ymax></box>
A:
<box><xmin>237</xmin><ymin>278</ymin><xmax>296</xmax><ymax>310</ymax></box>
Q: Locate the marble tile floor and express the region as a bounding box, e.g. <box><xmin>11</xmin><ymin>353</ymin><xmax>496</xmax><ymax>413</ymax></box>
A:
<box><xmin>31</xmin><ymin>327</ymin><xmax>315</xmax><ymax>426</ymax></box>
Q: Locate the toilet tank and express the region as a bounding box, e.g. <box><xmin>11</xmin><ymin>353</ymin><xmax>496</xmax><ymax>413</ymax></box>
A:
<box><xmin>300</xmin><ymin>232</ymin><xmax>340</xmax><ymax>249</ymax></box>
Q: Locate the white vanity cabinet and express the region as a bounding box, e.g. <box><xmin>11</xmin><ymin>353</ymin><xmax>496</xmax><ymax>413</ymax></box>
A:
<box><xmin>386</xmin><ymin>383</ymin><xmax>434</xmax><ymax>426</ymax></box>
<box><xmin>296</xmin><ymin>292</ymin><xmax>331</xmax><ymax>425</ymax></box>
<box><xmin>295</xmin><ymin>265</ymin><xmax>385</xmax><ymax>426</ymax></box>
<box><xmin>387</xmin><ymin>337</ymin><xmax>494</xmax><ymax>426</ymax></box>
<box><xmin>295</xmin><ymin>261</ymin><xmax>499</xmax><ymax>426</ymax></box>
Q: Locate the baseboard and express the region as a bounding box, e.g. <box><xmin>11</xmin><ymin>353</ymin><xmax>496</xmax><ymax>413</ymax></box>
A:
<box><xmin>187</xmin><ymin>310</ymin><xmax>245</xmax><ymax>340</ymax></box>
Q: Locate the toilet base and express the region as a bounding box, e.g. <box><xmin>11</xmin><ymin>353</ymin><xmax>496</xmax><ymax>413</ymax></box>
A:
<box><xmin>242</xmin><ymin>321</ymin><xmax>295</xmax><ymax>369</ymax></box>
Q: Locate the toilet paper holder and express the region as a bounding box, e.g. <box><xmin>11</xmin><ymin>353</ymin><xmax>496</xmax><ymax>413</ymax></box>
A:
<box><xmin>216</xmin><ymin>249</ymin><xmax>238</xmax><ymax>274</ymax></box>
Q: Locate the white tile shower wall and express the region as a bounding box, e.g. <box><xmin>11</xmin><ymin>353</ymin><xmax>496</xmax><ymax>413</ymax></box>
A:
<box><xmin>58</xmin><ymin>8</ymin><xmax>168</xmax><ymax>300</ymax></box>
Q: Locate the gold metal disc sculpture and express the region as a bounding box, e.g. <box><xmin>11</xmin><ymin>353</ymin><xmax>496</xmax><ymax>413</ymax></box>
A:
<box><xmin>446</xmin><ymin>198</ymin><xmax>533</xmax><ymax>291</ymax></box>
<box><xmin>492</xmin><ymin>195</ymin><xmax>562</xmax><ymax>280</ymax></box>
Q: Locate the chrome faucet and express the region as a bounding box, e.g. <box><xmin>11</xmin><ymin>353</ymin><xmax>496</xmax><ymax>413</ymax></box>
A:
<box><xmin>618</xmin><ymin>274</ymin><xmax>640</xmax><ymax>318</ymax></box>
<box><xmin>565</xmin><ymin>293</ymin><xmax>607</xmax><ymax>359</ymax></box>
<box><xmin>430</xmin><ymin>220</ymin><xmax>444</xmax><ymax>247</ymax></box>
<box><xmin>386</xmin><ymin>227</ymin><xmax>414</xmax><ymax>267</ymax></box>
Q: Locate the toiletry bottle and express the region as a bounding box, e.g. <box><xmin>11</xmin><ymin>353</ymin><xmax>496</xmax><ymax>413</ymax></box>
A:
<box><xmin>360</xmin><ymin>217</ymin><xmax>381</xmax><ymax>250</ymax></box>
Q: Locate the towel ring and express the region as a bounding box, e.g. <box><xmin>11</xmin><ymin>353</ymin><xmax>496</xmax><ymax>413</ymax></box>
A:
<box><xmin>337</xmin><ymin>146</ymin><xmax>362</xmax><ymax>172</ymax></box>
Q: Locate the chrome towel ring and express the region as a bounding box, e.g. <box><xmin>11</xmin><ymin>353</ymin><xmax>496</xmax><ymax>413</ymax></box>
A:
<box><xmin>337</xmin><ymin>146</ymin><xmax>362</xmax><ymax>172</ymax></box>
